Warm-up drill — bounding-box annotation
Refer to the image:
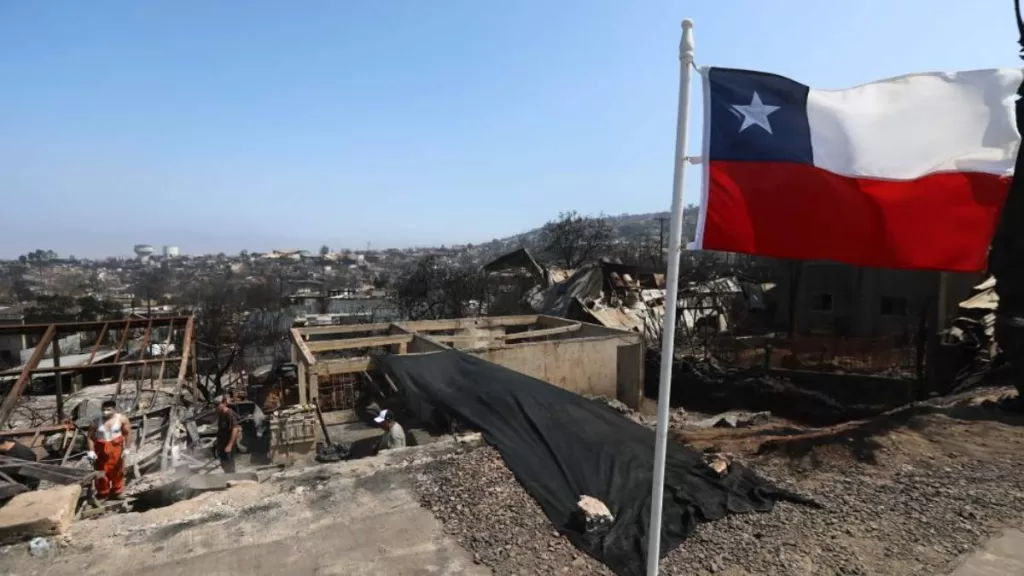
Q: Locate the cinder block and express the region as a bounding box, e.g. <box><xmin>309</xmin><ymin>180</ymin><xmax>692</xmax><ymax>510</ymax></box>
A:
<box><xmin>0</xmin><ymin>484</ymin><xmax>81</xmax><ymax>544</ymax></box>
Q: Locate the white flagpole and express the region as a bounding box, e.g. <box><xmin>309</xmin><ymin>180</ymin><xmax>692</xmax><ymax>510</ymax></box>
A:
<box><xmin>646</xmin><ymin>18</ymin><xmax>695</xmax><ymax>576</ymax></box>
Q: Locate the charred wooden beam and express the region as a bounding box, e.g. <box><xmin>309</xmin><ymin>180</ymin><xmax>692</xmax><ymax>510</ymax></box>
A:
<box><xmin>0</xmin><ymin>325</ymin><xmax>56</xmax><ymax>428</ymax></box>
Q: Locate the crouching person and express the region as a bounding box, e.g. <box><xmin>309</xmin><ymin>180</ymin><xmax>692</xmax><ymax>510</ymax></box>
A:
<box><xmin>86</xmin><ymin>400</ymin><xmax>131</xmax><ymax>500</ymax></box>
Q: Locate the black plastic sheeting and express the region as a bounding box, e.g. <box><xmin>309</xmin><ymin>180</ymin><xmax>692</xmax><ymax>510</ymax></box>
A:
<box><xmin>376</xmin><ymin>350</ymin><xmax>818</xmax><ymax>576</ymax></box>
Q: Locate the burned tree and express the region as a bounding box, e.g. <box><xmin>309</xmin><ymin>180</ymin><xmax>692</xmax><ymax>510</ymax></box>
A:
<box><xmin>393</xmin><ymin>255</ymin><xmax>488</xmax><ymax>320</ymax></box>
<box><xmin>540</xmin><ymin>211</ymin><xmax>614</xmax><ymax>269</ymax></box>
<box><xmin>191</xmin><ymin>278</ymin><xmax>287</xmax><ymax>401</ymax></box>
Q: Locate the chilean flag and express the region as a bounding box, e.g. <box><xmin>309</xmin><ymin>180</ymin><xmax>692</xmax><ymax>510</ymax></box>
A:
<box><xmin>695</xmin><ymin>67</ymin><xmax>1023</xmax><ymax>272</ymax></box>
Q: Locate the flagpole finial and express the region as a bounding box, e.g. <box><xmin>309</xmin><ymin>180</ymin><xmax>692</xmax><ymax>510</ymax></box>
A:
<box><xmin>680</xmin><ymin>19</ymin><xmax>695</xmax><ymax>64</ymax></box>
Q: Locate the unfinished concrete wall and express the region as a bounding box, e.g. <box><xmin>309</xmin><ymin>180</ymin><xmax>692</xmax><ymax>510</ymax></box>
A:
<box><xmin>469</xmin><ymin>337</ymin><xmax>622</xmax><ymax>400</ymax></box>
<box><xmin>616</xmin><ymin>342</ymin><xmax>644</xmax><ymax>409</ymax></box>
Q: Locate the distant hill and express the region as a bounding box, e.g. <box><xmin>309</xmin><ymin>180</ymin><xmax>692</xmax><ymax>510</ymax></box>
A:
<box><xmin>475</xmin><ymin>206</ymin><xmax>700</xmax><ymax>261</ymax></box>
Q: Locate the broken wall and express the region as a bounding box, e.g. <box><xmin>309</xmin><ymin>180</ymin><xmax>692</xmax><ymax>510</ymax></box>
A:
<box><xmin>468</xmin><ymin>337</ymin><xmax>636</xmax><ymax>406</ymax></box>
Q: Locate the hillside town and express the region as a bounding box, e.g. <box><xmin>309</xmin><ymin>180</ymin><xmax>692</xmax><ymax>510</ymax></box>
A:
<box><xmin>3</xmin><ymin>4</ymin><xmax>1024</xmax><ymax>576</ymax></box>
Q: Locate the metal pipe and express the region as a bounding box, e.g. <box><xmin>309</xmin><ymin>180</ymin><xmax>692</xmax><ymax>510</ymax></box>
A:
<box><xmin>646</xmin><ymin>18</ymin><xmax>695</xmax><ymax>576</ymax></box>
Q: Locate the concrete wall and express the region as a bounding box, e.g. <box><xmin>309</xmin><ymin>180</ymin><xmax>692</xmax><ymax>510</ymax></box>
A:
<box><xmin>469</xmin><ymin>337</ymin><xmax>622</xmax><ymax>400</ymax></box>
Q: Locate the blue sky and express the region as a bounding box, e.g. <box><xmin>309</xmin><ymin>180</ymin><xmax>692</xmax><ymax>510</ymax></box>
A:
<box><xmin>0</xmin><ymin>1</ymin><xmax>1020</xmax><ymax>258</ymax></box>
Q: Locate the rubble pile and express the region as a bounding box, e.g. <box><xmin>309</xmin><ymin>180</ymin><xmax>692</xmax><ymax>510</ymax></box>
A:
<box><xmin>414</xmin><ymin>413</ymin><xmax>1024</xmax><ymax>576</ymax></box>
<box><xmin>413</xmin><ymin>446</ymin><xmax>612</xmax><ymax>575</ymax></box>
<box><xmin>672</xmin><ymin>361</ymin><xmax>890</xmax><ymax>427</ymax></box>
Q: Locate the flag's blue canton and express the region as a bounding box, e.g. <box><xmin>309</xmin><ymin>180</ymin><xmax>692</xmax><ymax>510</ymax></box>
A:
<box><xmin>708</xmin><ymin>67</ymin><xmax>814</xmax><ymax>165</ymax></box>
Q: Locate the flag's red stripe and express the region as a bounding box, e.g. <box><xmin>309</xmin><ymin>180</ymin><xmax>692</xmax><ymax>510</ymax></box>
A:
<box><xmin>703</xmin><ymin>161</ymin><xmax>1009</xmax><ymax>272</ymax></box>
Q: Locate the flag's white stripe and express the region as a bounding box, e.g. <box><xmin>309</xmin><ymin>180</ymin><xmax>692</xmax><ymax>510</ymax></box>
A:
<box><xmin>694</xmin><ymin>66</ymin><xmax>713</xmax><ymax>251</ymax></box>
<box><xmin>807</xmin><ymin>68</ymin><xmax>1022</xmax><ymax>180</ymax></box>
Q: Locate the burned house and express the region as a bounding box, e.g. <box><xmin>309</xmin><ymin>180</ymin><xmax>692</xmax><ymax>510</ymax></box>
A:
<box><xmin>483</xmin><ymin>248</ymin><xmax>666</xmax><ymax>340</ymax></box>
<box><xmin>772</xmin><ymin>262</ymin><xmax>981</xmax><ymax>339</ymax></box>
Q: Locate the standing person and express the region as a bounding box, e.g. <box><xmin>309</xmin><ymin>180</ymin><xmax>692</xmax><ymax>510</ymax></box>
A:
<box><xmin>216</xmin><ymin>396</ymin><xmax>241</xmax><ymax>473</ymax></box>
<box><xmin>373</xmin><ymin>409</ymin><xmax>406</xmax><ymax>453</ymax></box>
<box><xmin>86</xmin><ymin>400</ymin><xmax>131</xmax><ymax>500</ymax></box>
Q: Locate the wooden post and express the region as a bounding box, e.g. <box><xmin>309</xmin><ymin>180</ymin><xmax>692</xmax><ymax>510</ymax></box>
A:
<box><xmin>52</xmin><ymin>338</ymin><xmax>64</xmax><ymax>422</ymax></box>
<box><xmin>308</xmin><ymin>372</ymin><xmax>319</xmax><ymax>408</ymax></box>
<box><xmin>0</xmin><ymin>324</ymin><xmax>56</xmax><ymax>428</ymax></box>
<box><xmin>191</xmin><ymin>340</ymin><xmax>199</xmax><ymax>401</ymax></box>
<box><xmin>298</xmin><ymin>361</ymin><xmax>308</xmax><ymax>406</ymax></box>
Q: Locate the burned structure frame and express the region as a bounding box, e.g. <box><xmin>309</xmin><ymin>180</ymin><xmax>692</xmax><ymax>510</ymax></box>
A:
<box><xmin>287</xmin><ymin>315</ymin><xmax>647</xmax><ymax>412</ymax></box>
<box><xmin>0</xmin><ymin>315</ymin><xmax>196</xmax><ymax>429</ymax></box>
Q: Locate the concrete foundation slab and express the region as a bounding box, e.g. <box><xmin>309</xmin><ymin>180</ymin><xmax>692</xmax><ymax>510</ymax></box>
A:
<box><xmin>950</xmin><ymin>525</ymin><xmax>1024</xmax><ymax>576</ymax></box>
<box><xmin>0</xmin><ymin>484</ymin><xmax>81</xmax><ymax>544</ymax></box>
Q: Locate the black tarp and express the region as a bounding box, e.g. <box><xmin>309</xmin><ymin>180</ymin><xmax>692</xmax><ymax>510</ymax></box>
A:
<box><xmin>376</xmin><ymin>350</ymin><xmax>817</xmax><ymax>576</ymax></box>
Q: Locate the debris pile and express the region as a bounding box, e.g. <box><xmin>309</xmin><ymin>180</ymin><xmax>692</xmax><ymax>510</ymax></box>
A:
<box><xmin>413</xmin><ymin>446</ymin><xmax>612</xmax><ymax>575</ymax></box>
<box><xmin>415</xmin><ymin>395</ymin><xmax>1024</xmax><ymax>576</ymax></box>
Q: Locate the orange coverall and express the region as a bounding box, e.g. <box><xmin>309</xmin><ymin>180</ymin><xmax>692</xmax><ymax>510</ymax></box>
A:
<box><xmin>92</xmin><ymin>418</ymin><xmax>127</xmax><ymax>498</ymax></box>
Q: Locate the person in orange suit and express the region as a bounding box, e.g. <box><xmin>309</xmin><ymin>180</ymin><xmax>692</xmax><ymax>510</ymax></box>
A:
<box><xmin>86</xmin><ymin>400</ymin><xmax>131</xmax><ymax>500</ymax></box>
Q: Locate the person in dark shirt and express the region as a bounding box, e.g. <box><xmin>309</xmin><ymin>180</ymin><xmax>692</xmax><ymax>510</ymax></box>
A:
<box><xmin>215</xmin><ymin>396</ymin><xmax>241</xmax><ymax>473</ymax></box>
<box><xmin>0</xmin><ymin>439</ymin><xmax>41</xmax><ymax>491</ymax></box>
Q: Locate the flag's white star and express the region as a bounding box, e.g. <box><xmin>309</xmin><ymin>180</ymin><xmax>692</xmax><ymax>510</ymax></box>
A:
<box><xmin>732</xmin><ymin>92</ymin><xmax>780</xmax><ymax>134</ymax></box>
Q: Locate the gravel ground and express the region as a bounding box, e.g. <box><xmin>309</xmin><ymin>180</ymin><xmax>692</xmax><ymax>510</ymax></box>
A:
<box><xmin>412</xmin><ymin>404</ymin><xmax>1024</xmax><ymax>576</ymax></box>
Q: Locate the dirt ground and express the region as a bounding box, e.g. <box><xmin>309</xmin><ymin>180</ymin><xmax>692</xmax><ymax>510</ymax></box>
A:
<box><xmin>0</xmin><ymin>439</ymin><xmax>488</xmax><ymax>576</ymax></box>
<box><xmin>3</xmin><ymin>386</ymin><xmax>1022</xmax><ymax>575</ymax></box>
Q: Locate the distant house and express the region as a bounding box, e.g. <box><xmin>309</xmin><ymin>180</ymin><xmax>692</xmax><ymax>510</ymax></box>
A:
<box><xmin>0</xmin><ymin>305</ymin><xmax>27</xmax><ymax>366</ymax></box>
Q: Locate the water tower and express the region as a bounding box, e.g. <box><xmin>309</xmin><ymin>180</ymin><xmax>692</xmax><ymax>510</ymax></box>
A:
<box><xmin>163</xmin><ymin>245</ymin><xmax>180</xmax><ymax>258</ymax></box>
<box><xmin>133</xmin><ymin>244</ymin><xmax>154</xmax><ymax>262</ymax></box>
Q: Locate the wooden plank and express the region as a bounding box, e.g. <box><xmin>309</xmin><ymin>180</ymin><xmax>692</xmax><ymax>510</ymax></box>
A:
<box><xmin>114</xmin><ymin>363</ymin><xmax>127</xmax><ymax>399</ymax></box>
<box><xmin>0</xmin><ymin>316</ymin><xmax>192</xmax><ymax>335</ymax></box>
<box><xmin>155</xmin><ymin>319</ymin><xmax>174</xmax><ymax>382</ymax></box>
<box><xmin>190</xmin><ymin>339</ymin><xmax>198</xmax><ymax>400</ymax></box>
<box><xmin>290</xmin><ymin>328</ymin><xmax>317</xmax><ymax>366</ymax></box>
<box><xmin>160</xmin><ymin>406</ymin><xmax>179</xmax><ymax>471</ymax></box>
<box><xmin>298</xmin><ymin>322</ymin><xmax>394</xmax><ymax>337</ymax></box>
<box><xmin>306</xmin><ymin>334</ymin><xmax>412</xmax><ymax>353</ymax></box>
<box><xmin>308</xmin><ymin>372</ymin><xmax>319</xmax><ymax>408</ymax></box>
<box><xmin>0</xmin><ymin>357</ymin><xmax>187</xmax><ymax>378</ymax></box>
<box><xmin>15</xmin><ymin>465</ymin><xmax>97</xmax><ymax>485</ymax></box>
<box><xmin>86</xmin><ymin>322</ymin><xmax>110</xmax><ymax>364</ymax></box>
<box><xmin>0</xmin><ymin>325</ymin><xmax>56</xmax><ymax>428</ymax></box>
<box><xmin>138</xmin><ymin>318</ymin><xmax>154</xmax><ymax>389</ymax></box>
<box><xmin>111</xmin><ymin>318</ymin><xmax>133</xmax><ymax>363</ymax></box>
<box><xmin>429</xmin><ymin>324</ymin><xmax>582</xmax><ymax>344</ymax></box>
<box><xmin>315</xmin><ymin>357</ymin><xmax>373</xmax><ymax>375</ymax></box>
<box><xmin>60</xmin><ymin>427</ymin><xmax>79</xmax><ymax>466</ymax></box>
<box><xmin>176</xmin><ymin>316</ymin><xmax>195</xmax><ymax>389</ymax></box>
<box><xmin>53</xmin><ymin>338</ymin><xmax>64</xmax><ymax>421</ymax></box>
<box><xmin>0</xmin><ymin>424</ymin><xmax>65</xmax><ymax>440</ymax></box>
<box><xmin>298</xmin><ymin>361</ymin><xmax>308</xmax><ymax>405</ymax></box>
<box><xmin>502</xmin><ymin>324</ymin><xmax>582</xmax><ymax>341</ymax></box>
<box><xmin>397</xmin><ymin>315</ymin><xmax>539</xmax><ymax>333</ymax></box>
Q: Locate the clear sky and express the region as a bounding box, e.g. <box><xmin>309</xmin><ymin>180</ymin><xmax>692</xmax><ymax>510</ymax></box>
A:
<box><xmin>0</xmin><ymin>1</ymin><xmax>1020</xmax><ymax>258</ymax></box>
